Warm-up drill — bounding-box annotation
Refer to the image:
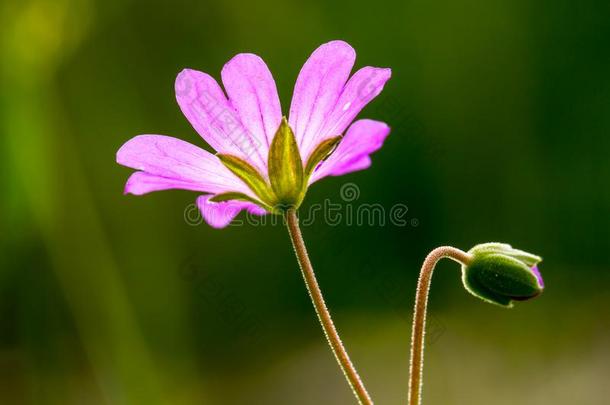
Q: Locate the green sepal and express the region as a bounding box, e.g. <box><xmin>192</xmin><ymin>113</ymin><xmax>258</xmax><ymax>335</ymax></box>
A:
<box><xmin>268</xmin><ymin>117</ymin><xmax>304</xmax><ymax>208</ymax></box>
<box><xmin>469</xmin><ymin>243</ymin><xmax>542</xmax><ymax>267</ymax></box>
<box><xmin>503</xmin><ymin>249</ymin><xmax>542</xmax><ymax>268</ymax></box>
<box><xmin>209</xmin><ymin>192</ymin><xmax>271</xmax><ymax>211</ymax></box>
<box><xmin>304</xmin><ymin>136</ymin><xmax>342</xmax><ymax>179</ymax></box>
<box><xmin>462</xmin><ymin>253</ymin><xmax>543</xmax><ymax>308</ymax></box>
<box><xmin>217</xmin><ymin>154</ymin><xmax>275</xmax><ymax>205</ymax></box>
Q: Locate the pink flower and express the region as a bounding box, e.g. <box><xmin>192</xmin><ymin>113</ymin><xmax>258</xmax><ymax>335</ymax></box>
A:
<box><xmin>117</xmin><ymin>40</ymin><xmax>391</xmax><ymax>228</ymax></box>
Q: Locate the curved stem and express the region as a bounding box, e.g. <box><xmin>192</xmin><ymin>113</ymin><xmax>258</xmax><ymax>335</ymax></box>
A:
<box><xmin>285</xmin><ymin>209</ymin><xmax>373</xmax><ymax>405</ymax></box>
<box><xmin>408</xmin><ymin>246</ymin><xmax>472</xmax><ymax>405</ymax></box>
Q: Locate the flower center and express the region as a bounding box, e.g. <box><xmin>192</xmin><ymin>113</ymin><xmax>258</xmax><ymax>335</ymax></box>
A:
<box><xmin>215</xmin><ymin>117</ymin><xmax>342</xmax><ymax>213</ymax></box>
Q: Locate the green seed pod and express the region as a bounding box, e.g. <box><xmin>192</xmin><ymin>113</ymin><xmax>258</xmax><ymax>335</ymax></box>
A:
<box><xmin>461</xmin><ymin>243</ymin><xmax>544</xmax><ymax>307</ymax></box>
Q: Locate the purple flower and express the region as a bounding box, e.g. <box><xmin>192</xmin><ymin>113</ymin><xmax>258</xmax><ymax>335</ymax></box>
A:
<box><xmin>117</xmin><ymin>40</ymin><xmax>391</xmax><ymax>228</ymax></box>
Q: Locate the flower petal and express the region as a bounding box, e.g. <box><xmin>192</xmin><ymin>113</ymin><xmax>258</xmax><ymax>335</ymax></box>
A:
<box><xmin>175</xmin><ymin>69</ymin><xmax>267</xmax><ymax>172</ymax></box>
<box><xmin>221</xmin><ymin>53</ymin><xmax>282</xmax><ymax>151</ymax></box>
<box><xmin>531</xmin><ymin>265</ymin><xmax>545</xmax><ymax>289</ymax></box>
<box><xmin>309</xmin><ymin>119</ymin><xmax>390</xmax><ymax>183</ymax></box>
<box><xmin>289</xmin><ymin>40</ymin><xmax>356</xmax><ymax>151</ymax></box>
<box><xmin>124</xmin><ymin>171</ymin><xmax>209</xmax><ymax>195</ymax></box>
<box><xmin>117</xmin><ymin>135</ymin><xmax>253</xmax><ymax>196</ymax></box>
<box><xmin>196</xmin><ymin>195</ymin><xmax>266</xmax><ymax>229</ymax></box>
<box><xmin>303</xmin><ymin>66</ymin><xmax>391</xmax><ymax>159</ymax></box>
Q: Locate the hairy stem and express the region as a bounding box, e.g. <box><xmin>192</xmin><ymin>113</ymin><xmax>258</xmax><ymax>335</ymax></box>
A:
<box><xmin>409</xmin><ymin>246</ymin><xmax>472</xmax><ymax>405</ymax></box>
<box><xmin>285</xmin><ymin>210</ymin><xmax>373</xmax><ymax>405</ymax></box>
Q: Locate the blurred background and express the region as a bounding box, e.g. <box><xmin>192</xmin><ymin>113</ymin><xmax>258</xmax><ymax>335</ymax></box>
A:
<box><xmin>2</xmin><ymin>0</ymin><xmax>609</xmax><ymax>404</ymax></box>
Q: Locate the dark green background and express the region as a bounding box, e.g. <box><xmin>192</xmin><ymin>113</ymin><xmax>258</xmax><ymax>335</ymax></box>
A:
<box><xmin>2</xmin><ymin>0</ymin><xmax>609</xmax><ymax>403</ymax></box>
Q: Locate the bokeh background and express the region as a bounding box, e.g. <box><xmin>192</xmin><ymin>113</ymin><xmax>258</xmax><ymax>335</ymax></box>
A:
<box><xmin>2</xmin><ymin>0</ymin><xmax>610</xmax><ymax>404</ymax></box>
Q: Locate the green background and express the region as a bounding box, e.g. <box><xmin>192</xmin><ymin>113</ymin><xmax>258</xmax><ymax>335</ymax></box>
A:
<box><xmin>2</xmin><ymin>0</ymin><xmax>609</xmax><ymax>404</ymax></box>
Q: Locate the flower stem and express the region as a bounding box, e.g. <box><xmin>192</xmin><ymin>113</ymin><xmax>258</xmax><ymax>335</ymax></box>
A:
<box><xmin>409</xmin><ymin>246</ymin><xmax>472</xmax><ymax>405</ymax></box>
<box><xmin>285</xmin><ymin>209</ymin><xmax>373</xmax><ymax>405</ymax></box>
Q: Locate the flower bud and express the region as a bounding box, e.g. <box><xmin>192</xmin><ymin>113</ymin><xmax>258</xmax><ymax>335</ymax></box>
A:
<box><xmin>461</xmin><ymin>243</ymin><xmax>544</xmax><ymax>307</ymax></box>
